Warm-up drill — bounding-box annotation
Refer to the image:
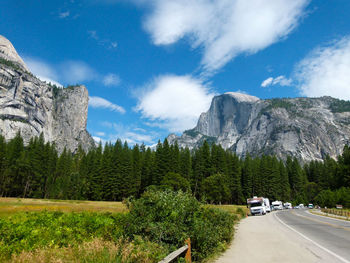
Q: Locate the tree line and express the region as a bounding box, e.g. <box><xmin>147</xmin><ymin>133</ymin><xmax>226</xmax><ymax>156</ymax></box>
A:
<box><xmin>0</xmin><ymin>133</ymin><xmax>349</xmax><ymax>207</ymax></box>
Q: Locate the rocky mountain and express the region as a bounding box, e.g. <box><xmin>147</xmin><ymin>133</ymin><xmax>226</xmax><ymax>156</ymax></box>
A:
<box><xmin>168</xmin><ymin>92</ymin><xmax>350</xmax><ymax>162</ymax></box>
<box><xmin>0</xmin><ymin>35</ymin><xmax>95</xmax><ymax>153</ymax></box>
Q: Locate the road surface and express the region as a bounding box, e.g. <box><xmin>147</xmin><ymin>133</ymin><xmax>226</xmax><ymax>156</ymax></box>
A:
<box><xmin>216</xmin><ymin>209</ymin><xmax>350</xmax><ymax>263</ymax></box>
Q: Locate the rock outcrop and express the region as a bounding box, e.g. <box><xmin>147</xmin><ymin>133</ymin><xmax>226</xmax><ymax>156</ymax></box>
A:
<box><xmin>0</xmin><ymin>35</ymin><xmax>95</xmax><ymax>153</ymax></box>
<box><xmin>168</xmin><ymin>92</ymin><xmax>350</xmax><ymax>162</ymax></box>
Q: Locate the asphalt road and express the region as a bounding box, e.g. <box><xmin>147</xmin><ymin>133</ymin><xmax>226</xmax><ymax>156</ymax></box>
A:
<box><xmin>276</xmin><ymin>209</ymin><xmax>350</xmax><ymax>262</ymax></box>
<box><xmin>216</xmin><ymin>209</ymin><xmax>350</xmax><ymax>263</ymax></box>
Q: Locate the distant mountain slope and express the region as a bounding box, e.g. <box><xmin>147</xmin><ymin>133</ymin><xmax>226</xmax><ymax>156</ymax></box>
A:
<box><xmin>168</xmin><ymin>92</ymin><xmax>350</xmax><ymax>162</ymax></box>
<box><xmin>0</xmin><ymin>35</ymin><xmax>94</xmax><ymax>153</ymax></box>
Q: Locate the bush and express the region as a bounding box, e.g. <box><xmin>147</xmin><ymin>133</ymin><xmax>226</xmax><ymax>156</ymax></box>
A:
<box><xmin>236</xmin><ymin>207</ymin><xmax>246</xmax><ymax>218</ymax></box>
<box><xmin>1</xmin><ymin>191</ymin><xmax>236</xmax><ymax>262</ymax></box>
<box><xmin>0</xmin><ymin>211</ymin><xmax>126</xmax><ymax>260</ymax></box>
<box><xmin>161</xmin><ymin>172</ymin><xmax>191</xmax><ymax>192</ymax></box>
<box><xmin>315</xmin><ymin>188</ymin><xmax>350</xmax><ymax>208</ymax></box>
<box><xmin>315</xmin><ymin>190</ymin><xmax>336</xmax><ymax>208</ymax></box>
<box><xmin>125</xmin><ymin>189</ymin><xmax>235</xmax><ymax>261</ymax></box>
<box><xmin>191</xmin><ymin>207</ymin><xmax>234</xmax><ymax>260</ymax></box>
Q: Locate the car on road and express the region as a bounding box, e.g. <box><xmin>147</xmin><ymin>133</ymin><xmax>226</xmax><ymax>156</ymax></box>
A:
<box><xmin>294</xmin><ymin>205</ymin><xmax>300</xmax><ymax>209</ymax></box>
<box><xmin>308</xmin><ymin>203</ymin><xmax>314</xmax><ymax>209</ymax></box>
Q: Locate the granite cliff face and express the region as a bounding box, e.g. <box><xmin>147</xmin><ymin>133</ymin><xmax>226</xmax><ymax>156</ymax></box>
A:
<box><xmin>168</xmin><ymin>92</ymin><xmax>350</xmax><ymax>162</ymax></box>
<box><xmin>0</xmin><ymin>35</ymin><xmax>95</xmax><ymax>153</ymax></box>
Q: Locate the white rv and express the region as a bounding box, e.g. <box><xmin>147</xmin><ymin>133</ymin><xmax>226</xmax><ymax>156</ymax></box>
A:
<box><xmin>247</xmin><ymin>196</ymin><xmax>266</xmax><ymax>216</ymax></box>
<box><xmin>264</xmin><ymin>198</ymin><xmax>271</xmax><ymax>212</ymax></box>
<box><xmin>284</xmin><ymin>202</ymin><xmax>292</xmax><ymax>209</ymax></box>
<box><xmin>272</xmin><ymin>200</ymin><xmax>283</xmax><ymax>210</ymax></box>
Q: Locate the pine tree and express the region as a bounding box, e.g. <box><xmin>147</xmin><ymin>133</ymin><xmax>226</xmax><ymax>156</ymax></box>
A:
<box><xmin>179</xmin><ymin>147</ymin><xmax>192</xmax><ymax>181</ymax></box>
<box><xmin>170</xmin><ymin>142</ymin><xmax>180</xmax><ymax>173</ymax></box>
<box><xmin>241</xmin><ymin>153</ymin><xmax>253</xmax><ymax>198</ymax></box>
<box><xmin>227</xmin><ymin>153</ymin><xmax>244</xmax><ymax>204</ymax></box>
<box><xmin>2</xmin><ymin>132</ymin><xmax>24</xmax><ymax>197</ymax></box>
<box><xmin>279</xmin><ymin>160</ymin><xmax>290</xmax><ymax>201</ymax></box>
<box><xmin>0</xmin><ymin>135</ymin><xmax>8</xmax><ymax>196</ymax></box>
<box><xmin>100</xmin><ymin>143</ymin><xmax>115</xmax><ymax>200</ymax></box>
<box><xmin>201</xmin><ymin>173</ymin><xmax>231</xmax><ymax>204</ymax></box>
<box><xmin>131</xmin><ymin>144</ymin><xmax>142</xmax><ymax>196</ymax></box>
<box><xmin>120</xmin><ymin>141</ymin><xmax>134</xmax><ymax>198</ymax></box>
<box><xmin>192</xmin><ymin>140</ymin><xmax>211</xmax><ymax>197</ymax></box>
<box><xmin>89</xmin><ymin>143</ymin><xmax>103</xmax><ymax>200</ymax></box>
<box><xmin>140</xmin><ymin>147</ymin><xmax>153</xmax><ymax>192</ymax></box>
<box><xmin>338</xmin><ymin>145</ymin><xmax>350</xmax><ymax>188</ymax></box>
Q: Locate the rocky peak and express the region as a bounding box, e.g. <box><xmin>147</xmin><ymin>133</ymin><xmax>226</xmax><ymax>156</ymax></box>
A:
<box><xmin>0</xmin><ymin>35</ymin><xmax>29</xmax><ymax>72</ymax></box>
<box><xmin>168</xmin><ymin>94</ymin><xmax>350</xmax><ymax>162</ymax></box>
<box><xmin>224</xmin><ymin>92</ymin><xmax>259</xmax><ymax>103</ymax></box>
<box><xmin>194</xmin><ymin>92</ymin><xmax>263</xmax><ymax>139</ymax></box>
<box><xmin>0</xmin><ymin>35</ymin><xmax>95</xmax><ymax>153</ymax></box>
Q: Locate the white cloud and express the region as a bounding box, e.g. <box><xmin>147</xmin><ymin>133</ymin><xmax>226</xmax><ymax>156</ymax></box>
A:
<box><xmin>143</xmin><ymin>0</ymin><xmax>309</xmax><ymax>74</ymax></box>
<box><xmin>261</xmin><ymin>77</ymin><xmax>274</xmax><ymax>88</ymax></box>
<box><xmin>59</xmin><ymin>11</ymin><xmax>70</xmax><ymax>19</ymax></box>
<box><xmin>61</xmin><ymin>61</ymin><xmax>97</xmax><ymax>84</ymax></box>
<box><xmin>89</xmin><ymin>96</ymin><xmax>126</xmax><ymax>113</ymax></box>
<box><xmin>99</xmin><ymin>121</ymin><xmax>157</xmax><ymax>145</ymax></box>
<box><xmin>294</xmin><ymin>36</ymin><xmax>350</xmax><ymax>100</ymax></box>
<box><xmin>23</xmin><ymin>57</ymin><xmax>120</xmax><ymax>87</ymax></box>
<box><xmin>92</xmin><ymin>136</ymin><xmax>104</xmax><ymax>144</ymax></box>
<box><xmin>22</xmin><ymin>57</ymin><xmax>63</xmax><ymax>87</ymax></box>
<box><xmin>136</xmin><ymin>74</ymin><xmax>215</xmax><ymax>132</ymax></box>
<box><xmin>261</xmin><ymin>75</ymin><xmax>292</xmax><ymax>88</ymax></box>
<box><xmin>103</xmin><ymin>73</ymin><xmax>121</xmax><ymax>86</ymax></box>
<box><xmin>125</xmin><ymin>132</ymin><xmax>153</xmax><ymax>143</ymax></box>
<box><xmin>95</xmin><ymin>131</ymin><xmax>106</xmax><ymax>137</ymax></box>
<box><xmin>88</xmin><ymin>30</ymin><xmax>118</xmax><ymax>50</ymax></box>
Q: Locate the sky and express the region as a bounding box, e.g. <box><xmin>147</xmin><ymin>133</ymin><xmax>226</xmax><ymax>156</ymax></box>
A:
<box><xmin>1</xmin><ymin>0</ymin><xmax>350</xmax><ymax>146</ymax></box>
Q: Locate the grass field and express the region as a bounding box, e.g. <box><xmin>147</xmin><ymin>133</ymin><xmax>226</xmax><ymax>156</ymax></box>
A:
<box><xmin>0</xmin><ymin>197</ymin><xmax>245</xmax><ymax>262</ymax></box>
<box><xmin>0</xmin><ymin>197</ymin><xmax>247</xmax><ymax>218</ymax></box>
<box><xmin>0</xmin><ymin>197</ymin><xmax>127</xmax><ymax>218</ymax></box>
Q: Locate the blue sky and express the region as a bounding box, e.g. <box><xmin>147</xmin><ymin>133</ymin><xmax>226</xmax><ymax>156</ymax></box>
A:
<box><xmin>1</xmin><ymin>0</ymin><xmax>350</xmax><ymax>146</ymax></box>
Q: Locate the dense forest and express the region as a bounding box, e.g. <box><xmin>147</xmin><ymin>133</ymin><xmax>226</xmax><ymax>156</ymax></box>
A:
<box><xmin>0</xmin><ymin>133</ymin><xmax>349</xmax><ymax>207</ymax></box>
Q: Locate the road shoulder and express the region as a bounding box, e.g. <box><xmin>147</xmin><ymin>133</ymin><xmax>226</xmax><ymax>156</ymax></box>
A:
<box><xmin>215</xmin><ymin>211</ymin><xmax>341</xmax><ymax>263</ymax></box>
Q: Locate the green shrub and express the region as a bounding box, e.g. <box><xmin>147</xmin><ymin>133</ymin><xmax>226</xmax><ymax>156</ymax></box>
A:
<box><xmin>0</xmin><ymin>191</ymin><xmax>236</xmax><ymax>262</ymax></box>
<box><xmin>0</xmin><ymin>211</ymin><xmax>126</xmax><ymax>260</ymax></box>
<box><xmin>330</xmin><ymin>99</ymin><xmax>350</xmax><ymax>113</ymax></box>
<box><xmin>125</xmin><ymin>189</ymin><xmax>235</xmax><ymax>261</ymax></box>
<box><xmin>236</xmin><ymin>207</ymin><xmax>246</xmax><ymax>218</ymax></box>
<box><xmin>161</xmin><ymin>172</ymin><xmax>191</xmax><ymax>192</ymax></box>
<box><xmin>191</xmin><ymin>207</ymin><xmax>234</xmax><ymax>260</ymax></box>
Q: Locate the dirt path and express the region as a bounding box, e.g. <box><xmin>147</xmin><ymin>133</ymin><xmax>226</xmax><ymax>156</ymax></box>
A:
<box><xmin>216</xmin><ymin>211</ymin><xmax>337</xmax><ymax>263</ymax></box>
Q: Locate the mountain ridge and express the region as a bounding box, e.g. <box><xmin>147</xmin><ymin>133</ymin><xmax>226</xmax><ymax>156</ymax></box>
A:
<box><xmin>0</xmin><ymin>35</ymin><xmax>95</xmax><ymax>153</ymax></box>
<box><xmin>168</xmin><ymin>93</ymin><xmax>350</xmax><ymax>162</ymax></box>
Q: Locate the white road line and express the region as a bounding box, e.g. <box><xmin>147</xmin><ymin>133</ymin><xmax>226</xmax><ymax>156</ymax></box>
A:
<box><xmin>274</xmin><ymin>212</ymin><xmax>350</xmax><ymax>263</ymax></box>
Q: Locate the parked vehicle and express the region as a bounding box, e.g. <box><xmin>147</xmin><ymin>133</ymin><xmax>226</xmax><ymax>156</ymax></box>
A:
<box><xmin>299</xmin><ymin>204</ymin><xmax>304</xmax><ymax>208</ymax></box>
<box><xmin>272</xmin><ymin>200</ymin><xmax>283</xmax><ymax>210</ymax></box>
<box><xmin>294</xmin><ymin>205</ymin><xmax>300</xmax><ymax>209</ymax></box>
<box><xmin>284</xmin><ymin>202</ymin><xmax>292</xmax><ymax>209</ymax></box>
<box><xmin>308</xmin><ymin>203</ymin><xmax>314</xmax><ymax>209</ymax></box>
<box><xmin>264</xmin><ymin>198</ymin><xmax>271</xmax><ymax>213</ymax></box>
<box><xmin>247</xmin><ymin>196</ymin><xmax>267</xmax><ymax>215</ymax></box>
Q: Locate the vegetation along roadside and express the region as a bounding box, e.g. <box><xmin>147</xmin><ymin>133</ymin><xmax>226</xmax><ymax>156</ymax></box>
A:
<box><xmin>0</xmin><ymin>190</ymin><xmax>245</xmax><ymax>262</ymax></box>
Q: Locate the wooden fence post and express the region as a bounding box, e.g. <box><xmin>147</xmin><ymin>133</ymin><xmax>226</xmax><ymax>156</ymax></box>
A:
<box><xmin>185</xmin><ymin>238</ymin><xmax>191</xmax><ymax>263</ymax></box>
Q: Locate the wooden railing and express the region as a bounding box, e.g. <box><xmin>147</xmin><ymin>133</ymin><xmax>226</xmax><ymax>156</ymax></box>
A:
<box><xmin>321</xmin><ymin>208</ymin><xmax>350</xmax><ymax>219</ymax></box>
<box><xmin>158</xmin><ymin>238</ymin><xmax>191</xmax><ymax>263</ymax></box>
